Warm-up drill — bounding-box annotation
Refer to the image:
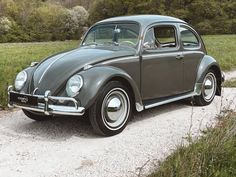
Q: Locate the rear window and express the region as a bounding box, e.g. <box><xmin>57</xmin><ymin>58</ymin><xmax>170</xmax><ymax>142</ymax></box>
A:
<box><xmin>180</xmin><ymin>26</ymin><xmax>199</xmax><ymax>48</ymax></box>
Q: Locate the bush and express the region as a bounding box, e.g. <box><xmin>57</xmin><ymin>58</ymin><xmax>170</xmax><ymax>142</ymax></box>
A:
<box><xmin>0</xmin><ymin>16</ymin><xmax>28</xmax><ymax>43</ymax></box>
<box><xmin>64</xmin><ymin>6</ymin><xmax>89</xmax><ymax>39</ymax></box>
<box><xmin>0</xmin><ymin>16</ymin><xmax>12</xmax><ymax>33</ymax></box>
<box><xmin>26</xmin><ymin>3</ymin><xmax>68</xmax><ymax>41</ymax></box>
<box><xmin>0</xmin><ymin>0</ymin><xmax>89</xmax><ymax>42</ymax></box>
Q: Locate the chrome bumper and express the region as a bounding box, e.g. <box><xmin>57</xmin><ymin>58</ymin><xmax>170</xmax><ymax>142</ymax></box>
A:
<box><xmin>8</xmin><ymin>86</ymin><xmax>85</xmax><ymax>116</ymax></box>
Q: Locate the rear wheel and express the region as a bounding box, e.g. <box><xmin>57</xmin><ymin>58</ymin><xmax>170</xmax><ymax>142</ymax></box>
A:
<box><xmin>193</xmin><ymin>70</ymin><xmax>217</xmax><ymax>106</ymax></box>
<box><xmin>88</xmin><ymin>81</ymin><xmax>132</xmax><ymax>136</ymax></box>
<box><xmin>22</xmin><ymin>109</ymin><xmax>52</xmax><ymax>121</ymax></box>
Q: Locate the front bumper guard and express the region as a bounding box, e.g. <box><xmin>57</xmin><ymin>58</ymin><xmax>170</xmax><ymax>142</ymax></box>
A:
<box><xmin>8</xmin><ymin>86</ymin><xmax>85</xmax><ymax>116</ymax></box>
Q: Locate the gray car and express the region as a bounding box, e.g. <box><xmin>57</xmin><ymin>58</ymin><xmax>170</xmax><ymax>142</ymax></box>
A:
<box><xmin>8</xmin><ymin>15</ymin><xmax>224</xmax><ymax>136</ymax></box>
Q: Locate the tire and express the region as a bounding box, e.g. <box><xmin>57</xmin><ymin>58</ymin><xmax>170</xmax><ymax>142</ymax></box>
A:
<box><xmin>193</xmin><ymin>70</ymin><xmax>217</xmax><ymax>106</ymax></box>
<box><xmin>88</xmin><ymin>81</ymin><xmax>132</xmax><ymax>136</ymax></box>
<box><xmin>22</xmin><ymin>109</ymin><xmax>52</xmax><ymax>121</ymax></box>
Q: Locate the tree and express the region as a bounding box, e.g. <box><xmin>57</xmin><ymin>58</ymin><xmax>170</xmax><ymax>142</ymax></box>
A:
<box><xmin>27</xmin><ymin>3</ymin><xmax>68</xmax><ymax>41</ymax></box>
<box><xmin>88</xmin><ymin>0</ymin><xmax>236</xmax><ymax>35</ymax></box>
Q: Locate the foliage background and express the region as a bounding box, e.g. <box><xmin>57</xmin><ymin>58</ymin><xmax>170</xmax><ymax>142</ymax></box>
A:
<box><xmin>0</xmin><ymin>0</ymin><xmax>235</xmax><ymax>43</ymax></box>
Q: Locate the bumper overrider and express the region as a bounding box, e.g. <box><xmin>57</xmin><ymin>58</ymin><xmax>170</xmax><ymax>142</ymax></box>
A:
<box><xmin>7</xmin><ymin>86</ymin><xmax>85</xmax><ymax>116</ymax></box>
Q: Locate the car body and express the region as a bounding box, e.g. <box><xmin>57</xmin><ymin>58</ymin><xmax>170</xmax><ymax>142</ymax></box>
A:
<box><xmin>8</xmin><ymin>15</ymin><xmax>224</xmax><ymax>136</ymax></box>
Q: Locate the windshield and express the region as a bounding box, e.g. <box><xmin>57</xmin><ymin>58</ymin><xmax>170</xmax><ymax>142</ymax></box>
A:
<box><xmin>82</xmin><ymin>23</ymin><xmax>140</xmax><ymax>48</ymax></box>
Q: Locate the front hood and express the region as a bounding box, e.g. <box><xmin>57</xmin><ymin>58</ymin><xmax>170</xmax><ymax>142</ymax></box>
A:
<box><xmin>32</xmin><ymin>46</ymin><xmax>136</xmax><ymax>95</ymax></box>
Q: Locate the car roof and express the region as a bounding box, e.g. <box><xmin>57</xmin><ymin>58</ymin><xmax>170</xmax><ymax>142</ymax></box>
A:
<box><xmin>96</xmin><ymin>15</ymin><xmax>187</xmax><ymax>27</ymax></box>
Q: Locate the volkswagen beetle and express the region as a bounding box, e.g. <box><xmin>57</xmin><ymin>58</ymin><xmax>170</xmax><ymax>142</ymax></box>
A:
<box><xmin>8</xmin><ymin>15</ymin><xmax>224</xmax><ymax>136</ymax></box>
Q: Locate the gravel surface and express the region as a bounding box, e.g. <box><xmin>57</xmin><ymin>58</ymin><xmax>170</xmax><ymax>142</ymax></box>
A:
<box><xmin>225</xmin><ymin>70</ymin><xmax>236</xmax><ymax>80</ymax></box>
<box><xmin>0</xmin><ymin>72</ymin><xmax>236</xmax><ymax>177</ymax></box>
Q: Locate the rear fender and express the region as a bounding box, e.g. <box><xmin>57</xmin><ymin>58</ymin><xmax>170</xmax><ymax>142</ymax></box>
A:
<box><xmin>196</xmin><ymin>55</ymin><xmax>223</xmax><ymax>96</ymax></box>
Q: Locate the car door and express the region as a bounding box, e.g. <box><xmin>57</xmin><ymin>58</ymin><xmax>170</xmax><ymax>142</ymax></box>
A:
<box><xmin>179</xmin><ymin>25</ymin><xmax>205</xmax><ymax>92</ymax></box>
<box><xmin>141</xmin><ymin>23</ymin><xmax>184</xmax><ymax>101</ymax></box>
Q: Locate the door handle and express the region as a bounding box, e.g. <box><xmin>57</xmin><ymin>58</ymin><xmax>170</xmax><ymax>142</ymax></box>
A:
<box><xmin>176</xmin><ymin>54</ymin><xmax>184</xmax><ymax>60</ymax></box>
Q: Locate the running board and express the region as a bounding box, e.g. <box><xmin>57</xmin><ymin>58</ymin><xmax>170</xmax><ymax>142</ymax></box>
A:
<box><xmin>144</xmin><ymin>92</ymin><xmax>197</xmax><ymax>109</ymax></box>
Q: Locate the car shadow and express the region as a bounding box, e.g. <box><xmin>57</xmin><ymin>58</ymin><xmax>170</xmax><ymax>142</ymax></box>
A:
<box><xmin>11</xmin><ymin>100</ymin><xmax>192</xmax><ymax>141</ymax></box>
<box><xmin>131</xmin><ymin>99</ymin><xmax>191</xmax><ymax>123</ymax></box>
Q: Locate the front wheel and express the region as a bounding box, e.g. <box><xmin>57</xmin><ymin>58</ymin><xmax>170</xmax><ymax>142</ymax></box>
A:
<box><xmin>193</xmin><ymin>70</ymin><xmax>217</xmax><ymax>106</ymax></box>
<box><xmin>88</xmin><ymin>81</ymin><xmax>132</xmax><ymax>136</ymax></box>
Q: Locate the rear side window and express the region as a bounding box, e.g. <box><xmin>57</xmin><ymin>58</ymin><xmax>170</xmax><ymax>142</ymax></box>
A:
<box><xmin>154</xmin><ymin>26</ymin><xmax>176</xmax><ymax>48</ymax></box>
<box><xmin>143</xmin><ymin>25</ymin><xmax>177</xmax><ymax>50</ymax></box>
<box><xmin>180</xmin><ymin>26</ymin><xmax>199</xmax><ymax>48</ymax></box>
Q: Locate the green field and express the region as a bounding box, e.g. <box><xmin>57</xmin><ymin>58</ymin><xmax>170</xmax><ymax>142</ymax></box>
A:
<box><xmin>0</xmin><ymin>35</ymin><xmax>236</xmax><ymax>108</ymax></box>
<box><xmin>0</xmin><ymin>41</ymin><xmax>79</xmax><ymax>108</ymax></box>
<box><xmin>202</xmin><ymin>35</ymin><xmax>236</xmax><ymax>71</ymax></box>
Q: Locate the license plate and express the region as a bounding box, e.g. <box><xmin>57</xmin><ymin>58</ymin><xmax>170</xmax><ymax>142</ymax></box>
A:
<box><xmin>10</xmin><ymin>92</ymin><xmax>38</xmax><ymax>106</ymax></box>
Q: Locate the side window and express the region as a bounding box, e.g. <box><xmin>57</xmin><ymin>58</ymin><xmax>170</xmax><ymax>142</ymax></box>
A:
<box><xmin>143</xmin><ymin>28</ymin><xmax>156</xmax><ymax>49</ymax></box>
<box><xmin>154</xmin><ymin>26</ymin><xmax>177</xmax><ymax>48</ymax></box>
<box><xmin>180</xmin><ymin>26</ymin><xmax>199</xmax><ymax>48</ymax></box>
<box><xmin>143</xmin><ymin>25</ymin><xmax>177</xmax><ymax>50</ymax></box>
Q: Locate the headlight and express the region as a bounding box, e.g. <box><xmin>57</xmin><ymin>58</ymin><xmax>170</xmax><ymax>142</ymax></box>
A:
<box><xmin>14</xmin><ymin>71</ymin><xmax>27</xmax><ymax>91</ymax></box>
<box><xmin>66</xmin><ymin>74</ymin><xmax>83</xmax><ymax>97</ymax></box>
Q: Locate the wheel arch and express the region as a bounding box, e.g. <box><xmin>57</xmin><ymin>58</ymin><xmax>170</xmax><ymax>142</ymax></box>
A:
<box><xmin>196</xmin><ymin>55</ymin><xmax>222</xmax><ymax>96</ymax></box>
<box><xmin>107</xmin><ymin>76</ymin><xmax>135</xmax><ymax>106</ymax></box>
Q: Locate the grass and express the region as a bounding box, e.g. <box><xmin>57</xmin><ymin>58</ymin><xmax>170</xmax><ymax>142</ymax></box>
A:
<box><xmin>0</xmin><ymin>34</ymin><xmax>235</xmax><ymax>108</ymax></box>
<box><xmin>202</xmin><ymin>35</ymin><xmax>236</xmax><ymax>71</ymax></box>
<box><xmin>149</xmin><ymin>112</ymin><xmax>236</xmax><ymax>177</ymax></box>
<box><xmin>223</xmin><ymin>78</ymin><xmax>236</xmax><ymax>88</ymax></box>
<box><xmin>0</xmin><ymin>41</ymin><xmax>79</xmax><ymax>108</ymax></box>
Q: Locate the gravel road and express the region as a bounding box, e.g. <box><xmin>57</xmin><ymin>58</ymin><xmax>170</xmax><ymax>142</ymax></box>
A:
<box><xmin>0</xmin><ymin>73</ymin><xmax>236</xmax><ymax>177</ymax></box>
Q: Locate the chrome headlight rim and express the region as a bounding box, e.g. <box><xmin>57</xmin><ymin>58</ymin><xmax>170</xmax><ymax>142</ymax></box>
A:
<box><xmin>14</xmin><ymin>70</ymin><xmax>27</xmax><ymax>91</ymax></box>
<box><xmin>66</xmin><ymin>74</ymin><xmax>83</xmax><ymax>97</ymax></box>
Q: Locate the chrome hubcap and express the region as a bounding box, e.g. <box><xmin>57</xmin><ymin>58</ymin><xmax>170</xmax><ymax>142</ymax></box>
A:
<box><xmin>203</xmin><ymin>72</ymin><xmax>216</xmax><ymax>102</ymax></box>
<box><xmin>101</xmin><ymin>88</ymin><xmax>130</xmax><ymax>130</ymax></box>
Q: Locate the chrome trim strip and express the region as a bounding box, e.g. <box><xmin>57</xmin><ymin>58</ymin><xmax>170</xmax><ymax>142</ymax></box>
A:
<box><xmin>182</xmin><ymin>51</ymin><xmax>204</xmax><ymax>55</ymax></box>
<box><xmin>101</xmin><ymin>56</ymin><xmax>139</xmax><ymax>65</ymax></box>
<box><xmin>142</xmin><ymin>52</ymin><xmax>183</xmax><ymax>60</ymax></box>
<box><xmin>145</xmin><ymin>92</ymin><xmax>197</xmax><ymax>109</ymax></box>
<box><xmin>144</xmin><ymin>83</ymin><xmax>202</xmax><ymax>109</ymax></box>
<box><xmin>8</xmin><ymin>85</ymin><xmax>85</xmax><ymax>116</ymax></box>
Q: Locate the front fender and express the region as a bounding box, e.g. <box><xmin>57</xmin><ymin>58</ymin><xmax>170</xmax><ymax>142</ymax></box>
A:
<box><xmin>76</xmin><ymin>66</ymin><xmax>143</xmax><ymax>111</ymax></box>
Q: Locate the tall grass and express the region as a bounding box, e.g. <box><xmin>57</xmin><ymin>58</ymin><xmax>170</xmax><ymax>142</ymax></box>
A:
<box><xmin>149</xmin><ymin>112</ymin><xmax>236</xmax><ymax>177</ymax></box>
